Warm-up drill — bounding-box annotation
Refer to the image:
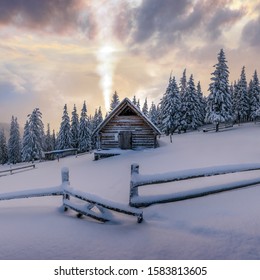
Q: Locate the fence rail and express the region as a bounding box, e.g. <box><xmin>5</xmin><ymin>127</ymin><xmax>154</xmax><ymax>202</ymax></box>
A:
<box><xmin>129</xmin><ymin>163</ymin><xmax>260</xmax><ymax>207</ymax></box>
<box><xmin>0</xmin><ymin>164</ymin><xmax>35</xmax><ymax>176</ymax></box>
<box><xmin>61</xmin><ymin>168</ymin><xmax>143</xmax><ymax>223</ymax></box>
<box><xmin>0</xmin><ymin>167</ymin><xmax>143</xmax><ymax>224</ymax></box>
<box><xmin>202</xmin><ymin>122</ymin><xmax>233</xmax><ymax>132</ymax></box>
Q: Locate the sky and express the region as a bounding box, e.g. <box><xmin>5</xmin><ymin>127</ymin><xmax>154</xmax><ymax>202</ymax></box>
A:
<box><xmin>0</xmin><ymin>0</ymin><xmax>260</xmax><ymax>131</ymax></box>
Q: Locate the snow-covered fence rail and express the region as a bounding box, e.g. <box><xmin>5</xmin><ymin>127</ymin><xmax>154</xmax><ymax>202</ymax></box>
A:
<box><xmin>0</xmin><ymin>186</ymin><xmax>63</xmax><ymax>201</ymax></box>
<box><xmin>129</xmin><ymin>163</ymin><xmax>260</xmax><ymax>207</ymax></box>
<box><xmin>0</xmin><ymin>164</ymin><xmax>35</xmax><ymax>176</ymax></box>
<box><xmin>202</xmin><ymin>122</ymin><xmax>233</xmax><ymax>132</ymax></box>
<box><xmin>0</xmin><ymin>167</ymin><xmax>143</xmax><ymax>223</ymax></box>
<box><xmin>61</xmin><ymin>168</ymin><xmax>143</xmax><ymax>223</ymax></box>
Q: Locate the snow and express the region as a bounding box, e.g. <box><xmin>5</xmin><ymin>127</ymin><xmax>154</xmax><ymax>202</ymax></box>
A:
<box><xmin>64</xmin><ymin>186</ymin><xmax>142</xmax><ymax>216</ymax></box>
<box><xmin>132</xmin><ymin>176</ymin><xmax>260</xmax><ymax>207</ymax></box>
<box><xmin>1</xmin><ymin>123</ymin><xmax>260</xmax><ymax>259</ymax></box>
<box><xmin>132</xmin><ymin>162</ymin><xmax>260</xmax><ymax>187</ymax></box>
<box><xmin>0</xmin><ymin>186</ymin><xmax>62</xmax><ymax>201</ymax></box>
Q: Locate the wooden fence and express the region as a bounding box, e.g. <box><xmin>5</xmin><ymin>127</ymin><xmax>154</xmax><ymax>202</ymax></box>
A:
<box><xmin>129</xmin><ymin>163</ymin><xmax>260</xmax><ymax>207</ymax></box>
<box><xmin>201</xmin><ymin>122</ymin><xmax>233</xmax><ymax>132</ymax></box>
<box><xmin>0</xmin><ymin>164</ymin><xmax>35</xmax><ymax>176</ymax></box>
<box><xmin>61</xmin><ymin>168</ymin><xmax>143</xmax><ymax>223</ymax></box>
<box><xmin>0</xmin><ymin>167</ymin><xmax>143</xmax><ymax>224</ymax></box>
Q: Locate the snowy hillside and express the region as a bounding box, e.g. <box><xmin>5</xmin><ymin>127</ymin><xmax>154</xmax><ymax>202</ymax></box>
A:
<box><xmin>1</xmin><ymin>123</ymin><xmax>260</xmax><ymax>259</ymax></box>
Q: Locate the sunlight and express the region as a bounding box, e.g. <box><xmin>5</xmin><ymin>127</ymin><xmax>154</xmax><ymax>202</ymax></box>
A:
<box><xmin>96</xmin><ymin>43</ymin><xmax>119</xmax><ymax>111</ymax></box>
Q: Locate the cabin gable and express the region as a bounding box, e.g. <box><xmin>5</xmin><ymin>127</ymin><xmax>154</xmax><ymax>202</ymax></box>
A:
<box><xmin>94</xmin><ymin>98</ymin><xmax>160</xmax><ymax>150</ymax></box>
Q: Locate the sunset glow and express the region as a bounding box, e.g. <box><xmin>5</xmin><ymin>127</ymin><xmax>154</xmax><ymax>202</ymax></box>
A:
<box><xmin>0</xmin><ymin>0</ymin><xmax>260</xmax><ymax>130</ymax></box>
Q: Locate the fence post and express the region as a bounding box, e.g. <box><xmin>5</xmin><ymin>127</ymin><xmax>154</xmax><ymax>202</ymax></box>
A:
<box><xmin>61</xmin><ymin>167</ymin><xmax>70</xmax><ymax>211</ymax></box>
<box><xmin>129</xmin><ymin>163</ymin><xmax>139</xmax><ymax>206</ymax></box>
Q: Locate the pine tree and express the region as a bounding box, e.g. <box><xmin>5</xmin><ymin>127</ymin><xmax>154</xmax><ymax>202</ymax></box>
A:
<box><xmin>57</xmin><ymin>104</ymin><xmax>72</xmax><ymax>150</ymax></box>
<box><xmin>149</xmin><ymin>102</ymin><xmax>159</xmax><ymax>126</ymax></box>
<box><xmin>52</xmin><ymin>130</ymin><xmax>56</xmax><ymax>150</ymax></box>
<box><xmin>45</xmin><ymin>123</ymin><xmax>53</xmax><ymax>152</ymax></box>
<box><xmin>91</xmin><ymin>107</ymin><xmax>103</xmax><ymax>149</ymax></box>
<box><xmin>180</xmin><ymin>69</ymin><xmax>187</xmax><ymax>96</ymax></box>
<box><xmin>205</xmin><ymin>49</ymin><xmax>233</xmax><ymax>131</ymax></box>
<box><xmin>0</xmin><ymin>129</ymin><xmax>8</xmax><ymax>164</ymax></box>
<box><xmin>88</xmin><ymin>114</ymin><xmax>93</xmax><ymax>133</ymax></box>
<box><xmin>92</xmin><ymin>106</ymin><xmax>103</xmax><ymax>131</ymax></box>
<box><xmin>92</xmin><ymin>109</ymin><xmax>99</xmax><ymax>132</ymax></box>
<box><xmin>78</xmin><ymin>101</ymin><xmax>92</xmax><ymax>152</ymax></box>
<box><xmin>196</xmin><ymin>81</ymin><xmax>206</xmax><ymax>126</ymax></box>
<box><xmin>230</xmin><ymin>82</ymin><xmax>235</xmax><ymax>116</ymax></box>
<box><xmin>136</xmin><ymin>99</ymin><xmax>141</xmax><ymax>110</ymax></box>
<box><xmin>234</xmin><ymin>66</ymin><xmax>249</xmax><ymax>123</ymax></box>
<box><xmin>160</xmin><ymin>76</ymin><xmax>181</xmax><ymax>135</ymax></box>
<box><xmin>249</xmin><ymin>70</ymin><xmax>260</xmax><ymax>121</ymax></box>
<box><xmin>110</xmin><ymin>91</ymin><xmax>120</xmax><ymax>112</ymax></box>
<box><xmin>232</xmin><ymin>80</ymin><xmax>239</xmax><ymax>119</ymax></box>
<box><xmin>132</xmin><ymin>95</ymin><xmax>137</xmax><ymax>106</ymax></box>
<box><xmin>22</xmin><ymin>120</ymin><xmax>32</xmax><ymax>162</ymax></box>
<box><xmin>156</xmin><ymin>104</ymin><xmax>162</xmax><ymax>128</ymax></box>
<box><xmin>179</xmin><ymin>74</ymin><xmax>200</xmax><ymax>131</ymax></box>
<box><xmin>97</xmin><ymin>107</ymin><xmax>103</xmax><ymax>125</ymax></box>
<box><xmin>71</xmin><ymin>104</ymin><xmax>79</xmax><ymax>149</ymax></box>
<box><xmin>8</xmin><ymin>116</ymin><xmax>21</xmax><ymax>164</ymax></box>
<box><xmin>142</xmin><ymin>98</ymin><xmax>149</xmax><ymax>117</ymax></box>
<box><xmin>22</xmin><ymin>108</ymin><xmax>45</xmax><ymax>162</ymax></box>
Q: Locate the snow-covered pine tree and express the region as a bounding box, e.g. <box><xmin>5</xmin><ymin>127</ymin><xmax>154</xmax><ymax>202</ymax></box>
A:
<box><xmin>179</xmin><ymin>74</ymin><xmax>200</xmax><ymax>131</ymax></box>
<box><xmin>110</xmin><ymin>91</ymin><xmax>120</xmax><ymax>112</ymax></box>
<box><xmin>248</xmin><ymin>79</ymin><xmax>253</xmax><ymax>119</ymax></box>
<box><xmin>22</xmin><ymin>108</ymin><xmax>45</xmax><ymax>162</ymax></box>
<box><xmin>234</xmin><ymin>66</ymin><xmax>249</xmax><ymax>123</ymax></box>
<box><xmin>205</xmin><ymin>49</ymin><xmax>233</xmax><ymax>132</ymax></box>
<box><xmin>45</xmin><ymin>123</ymin><xmax>53</xmax><ymax>152</ymax></box>
<box><xmin>0</xmin><ymin>129</ymin><xmax>8</xmax><ymax>164</ymax></box>
<box><xmin>196</xmin><ymin>81</ymin><xmax>206</xmax><ymax>126</ymax></box>
<box><xmin>70</xmin><ymin>104</ymin><xmax>79</xmax><ymax>149</ymax></box>
<box><xmin>8</xmin><ymin>116</ymin><xmax>21</xmax><ymax>164</ymax></box>
<box><xmin>52</xmin><ymin>130</ymin><xmax>56</xmax><ymax>150</ymax></box>
<box><xmin>31</xmin><ymin>108</ymin><xmax>45</xmax><ymax>152</ymax></box>
<box><xmin>97</xmin><ymin>106</ymin><xmax>103</xmax><ymax>125</ymax></box>
<box><xmin>91</xmin><ymin>107</ymin><xmax>103</xmax><ymax>149</ymax></box>
<box><xmin>160</xmin><ymin>76</ymin><xmax>181</xmax><ymax>136</ymax></box>
<box><xmin>149</xmin><ymin>101</ymin><xmax>159</xmax><ymax>126</ymax></box>
<box><xmin>142</xmin><ymin>97</ymin><xmax>149</xmax><ymax>117</ymax></box>
<box><xmin>179</xmin><ymin>69</ymin><xmax>187</xmax><ymax>96</ymax></box>
<box><xmin>136</xmin><ymin>99</ymin><xmax>141</xmax><ymax>110</ymax></box>
<box><xmin>132</xmin><ymin>95</ymin><xmax>137</xmax><ymax>106</ymax></box>
<box><xmin>92</xmin><ymin>106</ymin><xmax>103</xmax><ymax>131</ymax></box>
<box><xmin>232</xmin><ymin>80</ymin><xmax>239</xmax><ymax>119</ymax></box>
<box><xmin>249</xmin><ymin>70</ymin><xmax>260</xmax><ymax>121</ymax></box>
<box><xmin>230</xmin><ymin>82</ymin><xmax>234</xmax><ymax>116</ymax></box>
<box><xmin>57</xmin><ymin>104</ymin><xmax>72</xmax><ymax>150</ymax></box>
<box><xmin>78</xmin><ymin>101</ymin><xmax>92</xmax><ymax>152</ymax></box>
<box><xmin>92</xmin><ymin>109</ymin><xmax>98</xmax><ymax>131</ymax></box>
<box><xmin>156</xmin><ymin>104</ymin><xmax>162</xmax><ymax>128</ymax></box>
<box><xmin>21</xmin><ymin>120</ymin><xmax>32</xmax><ymax>162</ymax></box>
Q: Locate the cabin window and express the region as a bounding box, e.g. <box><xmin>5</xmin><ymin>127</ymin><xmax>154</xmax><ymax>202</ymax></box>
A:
<box><xmin>118</xmin><ymin>107</ymin><xmax>137</xmax><ymax>116</ymax></box>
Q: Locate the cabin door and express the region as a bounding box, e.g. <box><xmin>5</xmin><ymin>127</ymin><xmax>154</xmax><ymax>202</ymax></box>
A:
<box><xmin>119</xmin><ymin>131</ymin><xmax>132</xmax><ymax>149</ymax></box>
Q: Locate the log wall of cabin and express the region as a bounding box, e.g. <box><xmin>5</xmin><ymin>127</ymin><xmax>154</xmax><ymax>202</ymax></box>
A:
<box><xmin>99</xmin><ymin>115</ymin><xmax>157</xmax><ymax>149</ymax></box>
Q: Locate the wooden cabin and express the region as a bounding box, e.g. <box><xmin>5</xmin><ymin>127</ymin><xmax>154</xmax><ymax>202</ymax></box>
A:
<box><xmin>93</xmin><ymin>98</ymin><xmax>161</xmax><ymax>150</ymax></box>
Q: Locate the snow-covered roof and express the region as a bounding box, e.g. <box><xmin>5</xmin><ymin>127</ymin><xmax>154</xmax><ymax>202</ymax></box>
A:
<box><xmin>92</xmin><ymin>97</ymin><xmax>161</xmax><ymax>135</ymax></box>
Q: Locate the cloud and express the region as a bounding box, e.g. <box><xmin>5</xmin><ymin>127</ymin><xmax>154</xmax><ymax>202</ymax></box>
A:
<box><xmin>241</xmin><ymin>5</ymin><xmax>260</xmax><ymax>47</ymax></box>
<box><xmin>128</xmin><ymin>0</ymin><xmax>246</xmax><ymax>56</ymax></box>
<box><xmin>206</xmin><ymin>5</ymin><xmax>245</xmax><ymax>39</ymax></box>
<box><xmin>132</xmin><ymin>0</ymin><xmax>191</xmax><ymax>44</ymax></box>
<box><xmin>0</xmin><ymin>0</ymin><xmax>85</xmax><ymax>34</ymax></box>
